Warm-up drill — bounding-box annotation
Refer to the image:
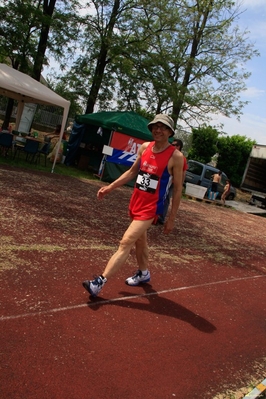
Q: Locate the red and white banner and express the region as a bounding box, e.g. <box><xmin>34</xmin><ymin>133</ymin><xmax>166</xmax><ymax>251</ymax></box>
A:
<box><xmin>110</xmin><ymin>131</ymin><xmax>144</xmax><ymax>154</ymax></box>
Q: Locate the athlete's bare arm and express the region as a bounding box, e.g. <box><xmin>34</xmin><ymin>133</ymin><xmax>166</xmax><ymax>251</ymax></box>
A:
<box><xmin>164</xmin><ymin>149</ymin><xmax>184</xmax><ymax>233</ymax></box>
<box><xmin>97</xmin><ymin>142</ymin><xmax>150</xmax><ymax>199</ymax></box>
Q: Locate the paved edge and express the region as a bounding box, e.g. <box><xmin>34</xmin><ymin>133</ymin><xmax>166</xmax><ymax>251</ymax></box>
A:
<box><xmin>243</xmin><ymin>378</ymin><xmax>266</xmax><ymax>398</ymax></box>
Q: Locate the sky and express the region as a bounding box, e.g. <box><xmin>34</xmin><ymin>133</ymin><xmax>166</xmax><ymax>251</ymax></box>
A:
<box><xmin>43</xmin><ymin>0</ymin><xmax>266</xmax><ymax>145</ymax></box>
<box><xmin>212</xmin><ymin>0</ymin><xmax>266</xmax><ymax>144</ymax></box>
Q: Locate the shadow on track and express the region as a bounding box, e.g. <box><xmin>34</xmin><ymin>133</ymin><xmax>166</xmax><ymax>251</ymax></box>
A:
<box><xmin>88</xmin><ymin>284</ymin><xmax>217</xmax><ymax>334</ymax></box>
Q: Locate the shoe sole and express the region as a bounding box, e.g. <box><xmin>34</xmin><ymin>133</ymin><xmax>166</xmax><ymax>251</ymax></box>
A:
<box><xmin>82</xmin><ymin>281</ymin><xmax>97</xmax><ymax>297</ymax></box>
<box><xmin>125</xmin><ymin>276</ymin><xmax>150</xmax><ymax>286</ymax></box>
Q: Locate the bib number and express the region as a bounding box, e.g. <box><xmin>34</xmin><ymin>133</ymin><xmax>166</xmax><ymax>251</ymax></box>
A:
<box><xmin>136</xmin><ymin>170</ymin><xmax>159</xmax><ymax>193</ymax></box>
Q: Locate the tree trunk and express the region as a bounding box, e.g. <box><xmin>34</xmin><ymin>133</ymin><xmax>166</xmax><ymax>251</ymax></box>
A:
<box><xmin>2</xmin><ymin>99</ymin><xmax>14</xmax><ymax>130</ymax></box>
<box><xmin>85</xmin><ymin>0</ymin><xmax>120</xmax><ymax>114</ymax></box>
<box><xmin>172</xmin><ymin>1</ymin><xmax>212</xmax><ymax>124</ymax></box>
<box><xmin>85</xmin><ymin>54</ymin><xmax>109</xmax><ymax>114</ymax></box>
<box><xmin>32</xmin><ymin>0</ymin><xmax>57</xmax><ymax>82</ymax></box>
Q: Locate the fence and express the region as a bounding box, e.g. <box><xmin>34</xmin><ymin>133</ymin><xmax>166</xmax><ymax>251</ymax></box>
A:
<box><xmin>0</xmin><ymin>106</ymin><xmax>73</xmax><ymax>129</ymax></box>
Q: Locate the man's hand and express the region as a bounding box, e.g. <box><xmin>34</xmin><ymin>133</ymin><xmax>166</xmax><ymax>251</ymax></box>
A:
<box><xmin>163</xmin><ymin>217</ymin><xmax>175</xmax><ymax>234</ymax></box>
<box><xmin>97</xmin><ymin>185</ymin><xmax>112</xmax><ymax>200</ymax></box>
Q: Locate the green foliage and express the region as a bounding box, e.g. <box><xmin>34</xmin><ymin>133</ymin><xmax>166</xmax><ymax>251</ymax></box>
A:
<box><xmin>0</xmin><ymin>0</ymin><xmax>41</xmax><ymax>72</ymax></box>
<box><xmin>216</xmin><ymin>135</ymin><xmax>255</xmax><ymax>187</ymax></box>
<box><xmin>0</xmin><ymin>0</ymin><xmax>82</xmax><ymax>126</ymax></box>
<box><xmin>187</xmin><ymin>126</ymin><xmax>219</xmax><ymax>163</ymax></box>
<box><xmin>46</xmin><ymin>79</ymin><xmax>84</xmax><ymax>118</ymax></box>
<box><xmin>0</xmin><ymin>152</ymin><xmax>96</xmax><ymax>180</ymax></box>
<box><xmin>49</xmin><ymin>0</ymin><xmax>259</xmax><ymax>124</ymax></box>
<box><xmin>174</xmin><ymin>127</ymin><xmax>192</xmax><ymax>157</ymax></box>
<box><xmin>0</xmin><ymin>0</ymin><xmax>260</xmax><ymax>138</ymax></box>
<box><xmin>188</xmin><ymin>124</ymin><xmax>256</xmax><ymax>187</ymax></box>
<box><xmin>109</xmin><ymin>0</ymin><xmax>259</xmax><ymax>127</ymax></box>
<box><xmin>134</xmin><ymin>107</ymin><xmax>154</xmax><ymax>122</ymax></box>
<box><xmin>0</xmin><ymin>0</ymin><xmax>81</xmax><ymax>73</ymax></box>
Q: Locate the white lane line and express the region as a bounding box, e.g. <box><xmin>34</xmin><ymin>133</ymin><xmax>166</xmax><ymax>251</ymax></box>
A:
<box><xmin>1</xmin><ymin>274</ymin><xmax>265</xmax><ymax>321</ymax></box>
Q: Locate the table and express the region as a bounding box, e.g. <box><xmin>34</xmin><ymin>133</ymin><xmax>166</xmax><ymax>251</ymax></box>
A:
<box><xmin>12</xmin><ymin>135</ymin><xmax>44</xmax><ymax>162</ymax></box>
<box><xmin>14</xmin><ymin>134</ymin><xmax>43</xmax><ymax>142</ymax></box>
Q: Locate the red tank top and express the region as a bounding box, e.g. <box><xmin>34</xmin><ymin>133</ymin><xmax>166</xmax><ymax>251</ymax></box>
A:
<box><xmin>129</xmin><ymin>142</ymin><xmax>176</xmax><ymax>220</ymax></box>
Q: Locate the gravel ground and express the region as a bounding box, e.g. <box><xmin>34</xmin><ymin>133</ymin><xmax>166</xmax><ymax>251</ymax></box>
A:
<box><xmin>0</xmin><ymin>158</ymin><xmax>265</xmax><ymax>399</ymax></box>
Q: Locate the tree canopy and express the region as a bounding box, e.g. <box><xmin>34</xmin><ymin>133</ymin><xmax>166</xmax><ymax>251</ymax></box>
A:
<box><xmin>188</xmin><ymin>125</ymin><xmax>220</xmax><ymax>164</ymax></box>
<box><xmin>0</xmin><ymin>0</ymin><xmax>80</xmax><ymax>75</ymax></box>
<box><xmin>0</xmin><ymin>0</ymin><xmax>260</xmax><ymax>133</ymax></box>
<box><xmin>0</xmin><ymin>0</ymin><xmax>82</xmax><ymax>126</ymax></box>
<box><xmin>187</xmin><ymin>125</ymin><xmax>255</xmax><ymax>186</ymax></box>
<box><xmin>216</xmin><ymin>134</ymin><xmax>255</xmax><ymax>187</ymax></box>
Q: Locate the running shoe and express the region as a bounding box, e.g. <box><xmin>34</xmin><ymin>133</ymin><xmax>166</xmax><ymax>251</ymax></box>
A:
<box><xmin>82</xmin><ymin>276</ymin><xmax>106</xmax><ymax>297</ymax></box>
<box><xmin>125</xmin><ymin>270</ymin><xmax>150</xmax><ymax>286</ymax></box>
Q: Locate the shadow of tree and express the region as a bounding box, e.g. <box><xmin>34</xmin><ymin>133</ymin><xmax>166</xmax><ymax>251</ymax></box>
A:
<box><xmin>88</xmin><ymin>284</ymin><xmax>217</xmax><ymax>334</ymax></box>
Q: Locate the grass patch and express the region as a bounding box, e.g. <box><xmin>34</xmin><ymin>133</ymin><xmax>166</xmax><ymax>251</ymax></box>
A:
<box><xmin>0</xmin><ymin>152</ymin><xmax>97</xmax><ymax>180</ymax></box>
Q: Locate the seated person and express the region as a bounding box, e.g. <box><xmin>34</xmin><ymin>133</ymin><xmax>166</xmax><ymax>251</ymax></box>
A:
<box><xmin>45</xmin><ymin>125</ymin><xmax>67</xmax><ymax>141</ymax></box>
<box><xmin>47</xmin><ymin>125</ymin><xmax>68</xmax><ymax>163</ymax></box>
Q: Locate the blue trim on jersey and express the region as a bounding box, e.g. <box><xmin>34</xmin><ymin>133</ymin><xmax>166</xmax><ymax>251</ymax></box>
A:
<box><xmin>156</xmin><ymin>166</ymin><xmax>173</xmax><ymax>215</ymax></box>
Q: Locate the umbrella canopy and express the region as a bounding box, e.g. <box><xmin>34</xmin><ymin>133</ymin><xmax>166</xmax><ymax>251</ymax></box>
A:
<box><xmin>76</xmin><ymin>111</ymin><xmax>152</xmax><ymax>141</ymax></box>
<box><xmin>0</xmin><ymin>63</ymin><xmax>69</xmax><ymax>109</ymax></box>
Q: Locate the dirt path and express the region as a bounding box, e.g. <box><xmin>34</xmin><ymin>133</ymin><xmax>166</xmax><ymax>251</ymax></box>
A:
<box><xmin>0</xmin><ymin>165</ymin><xmax>265</xmax><ymax>399</ymax></box>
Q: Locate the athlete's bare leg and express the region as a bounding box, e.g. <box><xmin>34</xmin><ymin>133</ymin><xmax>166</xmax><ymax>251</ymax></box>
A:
<box><xmin>102</xmin><ymin>219</ymin><xmax>153</xmax><ymax>279</ymax></box>
<box><xmin>135</xmin><ymin>230</ymin><xmax>149</xmax><ymax>271</ymax></box>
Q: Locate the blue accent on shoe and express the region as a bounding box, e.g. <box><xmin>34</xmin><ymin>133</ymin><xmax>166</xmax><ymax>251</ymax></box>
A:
<box><xmin>125</xmin><ymin>270</ymin><xmax>151</xmax><ymax>286</ymax></box>
<box><xmin>82</xmin><ymin>276</ymin><xmax>105</xmax><ymax>297</ymax></box>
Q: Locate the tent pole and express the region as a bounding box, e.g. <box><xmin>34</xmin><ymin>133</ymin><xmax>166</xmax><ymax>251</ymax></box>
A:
<box><xmin>51</xmin><ymin>107</ymin><xmax>70</xmax><ymax>173</ymax></box>
<box><xmin>100</xmin><ymin>129</ymin><xmax>114</xmax><ymax>180</ymax></box>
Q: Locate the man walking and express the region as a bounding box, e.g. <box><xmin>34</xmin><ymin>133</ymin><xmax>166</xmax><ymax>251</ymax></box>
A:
<box><xmin>82</xmin><ymin>114</ymin><xmax>184</xmax><ymax>297</ymax></box>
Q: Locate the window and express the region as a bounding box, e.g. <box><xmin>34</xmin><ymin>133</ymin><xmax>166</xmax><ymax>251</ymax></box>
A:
<box><xmin>187</xmin><ymin>161</ymin><xmax>203</xmax><ymax>175</ymax></box>
<box><xmin>221</xmin><ymin>174</ymin><xmax>227</xmax><ymax>185</ymax></box>
<box><xmin>204</xmin><ymin>168</ymin><xmax>215</xmax><ymax>180</ymax></box>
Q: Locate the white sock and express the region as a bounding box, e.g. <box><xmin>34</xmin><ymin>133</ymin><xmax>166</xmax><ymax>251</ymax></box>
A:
<box><xmin>100</xmin><ymin>275</ymin><xmax>107</xmax><ymax>284</ymax></box>
<box><xmin>141</xmin><ymin>270</ymin><xmax>148</xmax><ymax>275</ymax></box>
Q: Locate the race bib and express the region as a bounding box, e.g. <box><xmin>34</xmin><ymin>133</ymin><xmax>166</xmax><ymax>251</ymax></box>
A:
<box><xmin>136</xmin><ymin>170</ymin><xmax>159</xmax><ymax>193</ymax></box>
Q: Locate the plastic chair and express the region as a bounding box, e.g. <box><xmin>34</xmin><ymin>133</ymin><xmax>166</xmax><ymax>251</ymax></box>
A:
<box><xmin>36</xmin><ymin>142</ymin><xmax>51</xmax><ymax>166</ymax></box>
<box><xmin>13</xmin><ymin>138</ymin><xmax>40</xmax><ymax>163</ymax></box>
<box><xmin>0</xmin><ymin>132</ymin><xmax>13</xmax><ymax>157</ymax></box>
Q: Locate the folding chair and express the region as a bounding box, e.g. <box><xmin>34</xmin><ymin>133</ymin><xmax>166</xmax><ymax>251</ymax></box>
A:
<box><xmin>36</xmin><ymin>142</ymin><xmax>51</xmax><ymax>166</ymax></box>
<box><xmin>0</xmin><ymin>133</ymin><xmax>13</xmax><ymax>157</ymax></box>
<box><xmin>13</xmin><ymin>138</ymin><xmax>40</xmax><ymax>163</ymax></box>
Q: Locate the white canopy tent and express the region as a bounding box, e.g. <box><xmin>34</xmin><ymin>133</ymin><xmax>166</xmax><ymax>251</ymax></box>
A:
<box><xmin>0</xmin><ymin>63</ymin><xmax>70</xmax><ymax>172</ymax></box>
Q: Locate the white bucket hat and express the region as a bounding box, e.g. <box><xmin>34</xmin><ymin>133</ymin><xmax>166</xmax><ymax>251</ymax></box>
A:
<box><xmin>148</xmin><ymin>114</ymin><xmax>175</xmax><ymax>137</ymax></box>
